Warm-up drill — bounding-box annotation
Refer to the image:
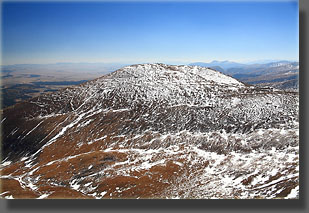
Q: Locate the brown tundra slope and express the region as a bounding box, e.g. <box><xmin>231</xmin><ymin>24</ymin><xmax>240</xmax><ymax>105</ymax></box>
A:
<box><xmin>0</xmin><ymin>64</ymin><xmax>299</xmax><ymax>199</ymax></box>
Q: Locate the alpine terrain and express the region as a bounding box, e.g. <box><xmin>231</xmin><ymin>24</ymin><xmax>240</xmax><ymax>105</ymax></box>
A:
<box><xmin>0</xmin><ymin>64</ymin><xmax>299</xmax><ymax>199</ymax></box>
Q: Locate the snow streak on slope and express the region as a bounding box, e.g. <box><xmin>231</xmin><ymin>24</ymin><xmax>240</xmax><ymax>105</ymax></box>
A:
<box><xmin>1</xmin><ymin>64</ymin><xmax>299</xmax><ymax>199</ymax></box>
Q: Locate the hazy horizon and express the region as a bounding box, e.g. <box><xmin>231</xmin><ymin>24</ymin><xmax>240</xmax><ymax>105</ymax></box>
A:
<box><xmin>2</xmin><ymin>1</ymin><xmax>299</xmax><ymax>65</ymax></box>
<box><xmin>1</xmin><ymin>59</ymin><xmax>299</xmax><ymax>67</ymax></box>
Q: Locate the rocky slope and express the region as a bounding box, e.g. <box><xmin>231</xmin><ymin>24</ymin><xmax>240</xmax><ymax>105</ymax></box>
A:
<box><xmin>0</xmin><ymin>63</ymin><xmax>299</xmax><ymax>199</ymax></box>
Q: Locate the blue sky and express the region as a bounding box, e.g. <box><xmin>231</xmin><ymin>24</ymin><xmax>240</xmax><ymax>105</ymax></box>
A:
<box><xmin>1</xmin><ymin>1</ymin><xmax>299</xmax><ymax>65</ymax></box>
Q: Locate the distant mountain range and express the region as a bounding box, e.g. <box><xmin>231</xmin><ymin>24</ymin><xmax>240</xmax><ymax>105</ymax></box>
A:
<box><xmin>190</xmin><ymin>60</ymin><xmax>246</xmax><ymax>69</ymax></box>
<box><xmin>189</xmin><ymin>60</ymin><xmax>299</xmax><ymax>90</ymax></box>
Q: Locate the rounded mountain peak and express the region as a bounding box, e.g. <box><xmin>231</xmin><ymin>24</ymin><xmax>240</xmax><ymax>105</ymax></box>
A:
<box><xmin>102</xmin><ymin>63</ymin><xmax>243</xmax><ymax>87</ymax></box>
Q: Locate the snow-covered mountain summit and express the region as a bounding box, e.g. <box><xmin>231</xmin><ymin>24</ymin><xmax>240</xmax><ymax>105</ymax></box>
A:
<box><xmin>68</xmin><ymin>63</ymin><xmax>244</xmax><ymax>108</ymax></box>
<box><xmin>109</xmin><ymin>63</ymin><xmax>243</xmax><ymax>86</ymax></box>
